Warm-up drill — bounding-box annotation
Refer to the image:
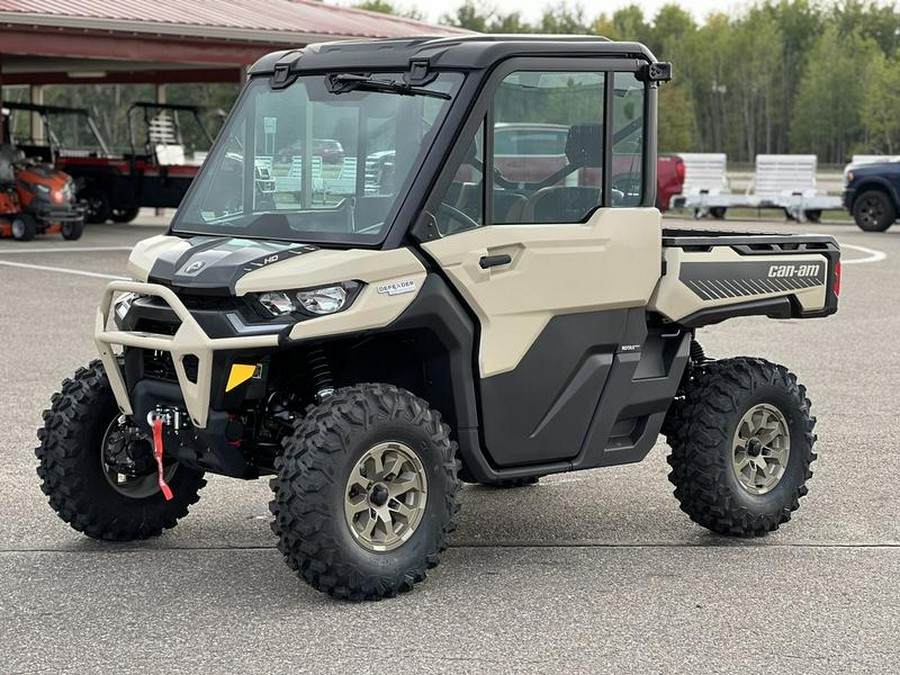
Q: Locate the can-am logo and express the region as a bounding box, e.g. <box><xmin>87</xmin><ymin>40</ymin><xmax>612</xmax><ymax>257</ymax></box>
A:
<box><xmin>182</xmin><ymin>260</ymin><xmax>206</xmax><ymax>274</ymax></box>
<box><xmin>768</xmin><ymin>263</ymin><xmax>821</xmax><ymax>278</ymax></box>
<box><xmin>377</xmin><ymin>280</ymin><xmax>416</xmax><ymax>296</ymax></box>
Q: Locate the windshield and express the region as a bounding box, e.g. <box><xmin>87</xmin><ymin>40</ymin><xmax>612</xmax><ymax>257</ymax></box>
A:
<box><xmin>172</xmin><ymin>72</ymin><xmax>462</xmax><ymax>244</ymax></box>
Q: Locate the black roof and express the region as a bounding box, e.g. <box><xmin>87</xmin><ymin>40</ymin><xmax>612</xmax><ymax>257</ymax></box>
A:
<box><xmin>1</xmin><ymin>101</ymin><xmax>90</xmax><ymax>116</ymax></box>
<box><xmin>130</xmin><ymin>102</ymin><xmax>225</xmax><ymax>115</ymax></box>
<box><xmin>248</xmin><ymin>34</ymin><xmax>657</xmax><ymax>76</ymax></box>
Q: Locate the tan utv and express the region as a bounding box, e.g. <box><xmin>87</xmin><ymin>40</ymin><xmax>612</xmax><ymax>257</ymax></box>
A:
<box><xmin>37</xmin><ymin>36</ymin><xmax>841</xmax><ymax>601</ymax></box>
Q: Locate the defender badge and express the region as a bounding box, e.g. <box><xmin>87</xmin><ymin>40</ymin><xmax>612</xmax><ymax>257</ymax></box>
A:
<box><xmin>377</xmin><ymin>280</ymin><xmax>416</xmax><ymax>296</ymax></box>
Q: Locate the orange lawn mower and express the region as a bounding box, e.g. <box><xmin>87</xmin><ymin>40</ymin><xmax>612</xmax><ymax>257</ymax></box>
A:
<box><xmin>0</xmin><ymin>147</ymin><xmax>85</xmax><ymax>241</ymax></box>
<box><xmin>0</xmin><ymin>110</ymin><xmax>85</xmax><ymax>242</ymax></box>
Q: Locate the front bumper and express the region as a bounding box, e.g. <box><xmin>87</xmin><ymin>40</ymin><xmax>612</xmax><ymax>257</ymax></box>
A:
<box><xmin>842</xmin><ymin>187</ymin><xmax>856</xmax><ymax>210</ymax></box>
<box><xmin>95</xmin><ymin>280</ymin><xmax>280</xmax><ymax>428</ymax></box>
<box><xmin>33</xmin><ymin>202</ymin><xmax>86</xmax><ymax>224</ymax></box>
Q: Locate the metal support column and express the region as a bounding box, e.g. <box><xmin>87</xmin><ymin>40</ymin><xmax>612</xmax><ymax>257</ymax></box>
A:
<box><xmin>155</xmin><ymin>83</ymin><xmax>166</xmax><ymax>216</ymax></box>
<box><xmin>30</xmin><ymin>84</ymin><xmax>44</xmax><ymax>144</ymax></box>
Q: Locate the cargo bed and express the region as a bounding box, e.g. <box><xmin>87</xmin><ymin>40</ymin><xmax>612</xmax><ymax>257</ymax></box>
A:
<box><xmin>652</xmin><ymin>228</ymin><xmax>840</xmax><ymax>327</ymax></box>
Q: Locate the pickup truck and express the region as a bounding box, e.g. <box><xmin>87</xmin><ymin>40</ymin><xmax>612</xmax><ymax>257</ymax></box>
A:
<box><xmin>38</xmin><ymin>35</ymin><xmax>840</xmax><ymax>602</ymax></box>
<box><xmin>843</xmin><ymin>159</ymin><xmax>900</xmax><ymax>231</ymax></box>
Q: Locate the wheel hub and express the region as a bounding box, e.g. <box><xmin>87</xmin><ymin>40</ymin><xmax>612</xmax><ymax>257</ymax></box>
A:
<box><xmin>344</xmin><ymin>441</ymin><xmax>428</xmax><ymax>552</ymax></box>
<box><xmin>369</xmin><ymin>482</ymin><xmax>389</xmax><ymax>507</ymax></box>
<box><xmin>732</xmin><ymin>404</ymin><xmax>791</xmax><ymax>495</ymax></box>
<box><xmin>746</xmin><ymin>438</ymin><xmax>763</xmax><ymax>457</ymax></box>
<box><xmin>101</xmin><ymin>416</ymin><xmax>177</xmax><ymax>499</ymax></box>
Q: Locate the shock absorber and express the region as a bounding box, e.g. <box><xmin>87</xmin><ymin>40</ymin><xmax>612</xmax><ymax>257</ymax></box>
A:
<box><xmin>690</xmin><ymin>338</ymin><xmax>709</xmax><ymax>364</ymax></box>
<box><xmin>308</xmin><ymin>348</ymin><xmax>335</xmax><ymax>403</ymax></box>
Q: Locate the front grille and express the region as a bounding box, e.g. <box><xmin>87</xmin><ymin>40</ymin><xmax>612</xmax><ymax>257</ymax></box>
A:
<box><xmin>143</xmin><ymin>350</ymin><xmax>199</xmax><ymax>383</ymax></box>
<box><xmin>133</xmin><ymin>318</ymin><xmax>198</xmax><ymax>383</ymax></box>
<box><xmin>135</xmin><ymin>318</ymin><xmax>179</xmax><ymax>336</ymax></box>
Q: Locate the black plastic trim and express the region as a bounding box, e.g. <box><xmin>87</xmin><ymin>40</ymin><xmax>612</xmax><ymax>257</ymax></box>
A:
<box><xmin>386</xmin><ymin>274</ymin><xmax>480</xmax><ymax>435</ymax></box>
<box><xmin>662</xmin><ymin>228</ymin><xmax>839</xmax><ymax>252</ymax></box>
<box><xmin>679</xmin><ymin>297</ymin><xmax>793</xmax><ymax>328</ymax></box>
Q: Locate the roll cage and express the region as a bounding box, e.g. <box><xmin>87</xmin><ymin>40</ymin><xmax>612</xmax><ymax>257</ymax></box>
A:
<box><xmin>170</xmin><ymin>35</ymin><xmax>668</xmax><ymax>250</ymax></box>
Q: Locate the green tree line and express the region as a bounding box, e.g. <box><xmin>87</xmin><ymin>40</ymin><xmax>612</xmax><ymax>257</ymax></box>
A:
<box><xmin>4</xmin><ymin>0</ymin><xmax>897</xmax><ymax>165</ymax></box>
<box><xmin>366</xmin><ymin>0</ymin><xmax>900</xmax><ymax>163</ymax></box>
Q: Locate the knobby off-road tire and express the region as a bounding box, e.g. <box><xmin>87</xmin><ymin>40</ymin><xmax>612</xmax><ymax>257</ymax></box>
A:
<box><xmin>111</xmin><ymin>206</ymin><xmax>140</xmax><ymax>224</ymax></box>
<box><xmin>270</xmin><ymin>383</ymin><xmax>460</xmax><ymax>601</ymax></box>
<box><xmin>665</xmin><ymin>357</ymin><xmax>816</xmax><ymax>537</ymax></box>
<box><xmin>36</xmin><ymin>360</ymin><xmax>206</xmax><ymax>540</ymax></box>
<box><xmin>82</xmin><ymin>187</ymin><xmax>111</xmax><ymax>224</ymax></box>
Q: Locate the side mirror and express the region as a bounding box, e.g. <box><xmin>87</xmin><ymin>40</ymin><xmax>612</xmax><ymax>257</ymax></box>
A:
<box><xmin>639</xmin><ymin>62</ymin><xmax>673</xmax><ymax>83</ymax></box>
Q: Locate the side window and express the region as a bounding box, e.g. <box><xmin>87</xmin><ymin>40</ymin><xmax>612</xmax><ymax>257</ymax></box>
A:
<box><xmin>433</xmin><ymin>122</ymin><xmax>484</xmax><ymax>235</ymax></box>
<box><xmin>612</xmin><ymin>72</ymin><xmax>645</xmax><ymax>207</ymax></box>
<box><xmin>493</xmin><ymin>71</ymin><xmax>605</xmax><ymax>224</ymax></box>
<box><xmin>431</xmin><ymin>68</ymin><xmax>647</xmax><ymax>235</ymax></box>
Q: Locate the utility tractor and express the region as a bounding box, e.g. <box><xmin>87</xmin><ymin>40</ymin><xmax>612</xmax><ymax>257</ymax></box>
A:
<box><xmin>38</xmin><ymin>36</ymin><xmax>840</xmax><ymax>600</ymax></box>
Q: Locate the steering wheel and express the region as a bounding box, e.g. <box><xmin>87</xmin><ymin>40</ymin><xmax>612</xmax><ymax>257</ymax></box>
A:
<box><xmin>436</xmin><ymin>202</ymin><xmax>481</xmax><ymax>236</ymax></box>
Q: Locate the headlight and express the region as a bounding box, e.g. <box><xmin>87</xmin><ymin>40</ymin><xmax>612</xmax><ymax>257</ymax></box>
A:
<box><xmin>258</xmin><ymin>291</ymin><xmax>296</xmax><ymax>316</ymax></box>
<box><xmin>256</xmin><ymin>282</ymin><xmax>362</xmax><ymax>318</ymax></box>
<box><xmin>297</xmin><ymin>285</ymin><xmax>351</xmax><ymax>315</ymax></box>
<box><xmin>845</xmin><ymin>170</ymin><xmax>855</xmax><ymax>185</ymax></box>
<box><xmin>34</xmin><ymin>183</ymin><xmax>50</xmax><ymax>194</ymax></box>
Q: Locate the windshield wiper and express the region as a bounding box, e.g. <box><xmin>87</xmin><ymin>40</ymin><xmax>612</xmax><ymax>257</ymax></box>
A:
<box><xmin>326</xmin><ymin>73</ymin><xmax>451</xmax><ymax>100</ymax></box>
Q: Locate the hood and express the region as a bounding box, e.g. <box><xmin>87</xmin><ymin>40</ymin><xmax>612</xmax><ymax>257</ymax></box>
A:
<box><xmin>129</xmin><ymin>234</ymin><xmax>427</xmax><ymax>299</ymax></box>
<box><xmin>847</xmin><ymin>159</ymin><xmax>900</xmax><ymax>176</ymax></box>
<box><xmin>134</xmin><ymin>235</ymin><xmax>318</xmax><ymax>294</ymax></box>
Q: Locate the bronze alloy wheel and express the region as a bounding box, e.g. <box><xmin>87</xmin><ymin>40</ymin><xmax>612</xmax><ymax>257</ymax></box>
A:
<box><xmin>344</xmin><ymin>441</ymin><xmax>428</xmax><ymax>552</ymax></box>
<box><xmin>732</xmin><ymin>403</ymin><xmax>791</xmax><ymax>496</ymax></box>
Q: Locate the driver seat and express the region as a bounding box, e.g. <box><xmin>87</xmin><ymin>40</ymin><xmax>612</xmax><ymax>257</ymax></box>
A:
<box><xmin>0</xmin><ymin>144</ymin><xmax>19</xmax><ymax>184</ymax></box>
<box><xmin>520</xmin><ymin>124</ymin><xmax>603</xmax><ymax>223</ymax></box>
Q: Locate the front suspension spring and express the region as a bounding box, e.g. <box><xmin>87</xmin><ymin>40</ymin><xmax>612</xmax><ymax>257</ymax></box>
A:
<box><xmin>308</xmin><ymin>348</ymin><xmax>334</xmax><ymax>401</ymax></box>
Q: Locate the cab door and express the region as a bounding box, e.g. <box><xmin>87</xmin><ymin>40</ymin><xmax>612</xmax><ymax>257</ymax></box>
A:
<box><xmin>421</xmin><ymin>65</ymin><xmax>661</xmax><ymax>467</ymax></box>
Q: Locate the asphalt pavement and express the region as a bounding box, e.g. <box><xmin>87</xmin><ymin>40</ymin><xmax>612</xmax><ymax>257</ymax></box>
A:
<box><xmin>0</xmin><ymin>215</ymin><xmax>897</xmax><ymax>674</ymax></box>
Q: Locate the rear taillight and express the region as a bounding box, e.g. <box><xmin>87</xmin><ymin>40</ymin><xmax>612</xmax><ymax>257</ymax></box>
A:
<box><xmin>833</xmin><ymin>260</ymin><xmax>841</xmax><ymax>296</ymax></box>
<box><xmin>676</xmin><ymin>158</ymin><xmax>686</xmax><ymax>184</ymax></box>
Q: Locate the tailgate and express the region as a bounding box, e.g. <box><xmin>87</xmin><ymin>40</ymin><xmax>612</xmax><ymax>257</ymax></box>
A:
<box><xmin>651</xmin><ymin>229</ymin><xmax>840</xmax><ymax>327</ymax></box>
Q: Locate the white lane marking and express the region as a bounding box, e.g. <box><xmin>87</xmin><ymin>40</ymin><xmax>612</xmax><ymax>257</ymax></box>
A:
<box><xmin>0</xmin><ymin>259</ymin><xmax>126</xmax><ymax>280</ymax></box>
<box><xmin>840</xmin><ymin>243</ymin><xmax>887</xmax><ymax>265</ymax></box>
<box><xmin>0</xmin><ymin>245</ymin><xmax>132</xmax><ymax>255</ymax></box>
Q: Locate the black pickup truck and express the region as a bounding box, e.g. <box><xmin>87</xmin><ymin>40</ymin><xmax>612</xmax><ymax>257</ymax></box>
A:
<box><xmin>844</xmin><ymin>159</ymin><xmax>900</xmax><ymax>231</ymax></box>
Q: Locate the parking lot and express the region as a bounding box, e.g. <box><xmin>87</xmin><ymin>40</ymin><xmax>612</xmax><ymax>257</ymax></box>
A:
<box><xmin>0</xmin><ymin>215</ymin><xmax>897</xmax><ymax>674</ymax></box>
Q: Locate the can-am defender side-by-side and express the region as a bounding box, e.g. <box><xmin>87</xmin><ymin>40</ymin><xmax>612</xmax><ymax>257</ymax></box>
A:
<box><xmin>37</xmin><ymin>36</ymin><xmax>840</xmax><ymax>600</ymax></box>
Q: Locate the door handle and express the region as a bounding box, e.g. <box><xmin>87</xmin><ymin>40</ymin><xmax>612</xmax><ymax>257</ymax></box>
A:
<box><xmin>479</xmin><ymin>254</ymin><xmax>512</xmax><ymax>269</ymax></box>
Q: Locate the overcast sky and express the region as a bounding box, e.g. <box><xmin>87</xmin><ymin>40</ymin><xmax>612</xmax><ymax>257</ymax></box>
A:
<box><xmin>331</xmin><ymin>0</ymin><xmax>748</xmax><ymax>24</ymax></box>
